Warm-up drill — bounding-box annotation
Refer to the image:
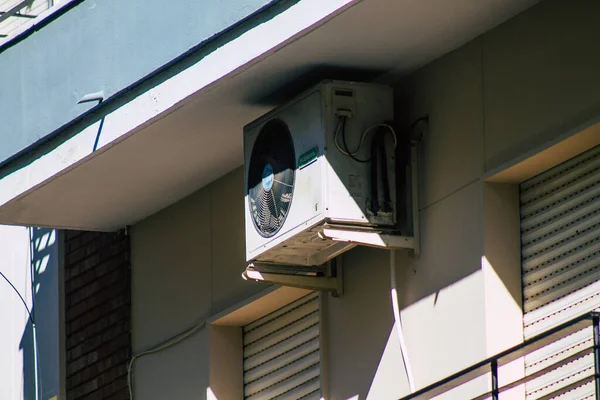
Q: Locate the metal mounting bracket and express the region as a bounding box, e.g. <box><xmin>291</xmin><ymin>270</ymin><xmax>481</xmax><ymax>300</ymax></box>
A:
<box><xmin>242</xmin><ymin>258</ymin><xmax>343</xmax><ymax>297</ymax></box>
<box><xmin>319</xmin><ymin>227</ymin><xmax>415</xmax><ymax>250</ymax></box>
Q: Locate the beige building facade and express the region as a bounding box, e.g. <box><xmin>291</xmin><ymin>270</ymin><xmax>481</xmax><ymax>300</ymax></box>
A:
<box><xmin>128</xmin><ymin>1</ymin><xmax>600</xmax><ymax>398</ymax></box>
<box><xmin>1</xmin><ymin>0</ymin><xmax>599</xmax><ymax>399</ymax></box>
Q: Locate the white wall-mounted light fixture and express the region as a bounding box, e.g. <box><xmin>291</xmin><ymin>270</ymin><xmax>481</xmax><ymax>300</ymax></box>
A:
<box><xmin>77</xmin><ymin>91</ymin><xmax>104</xmax><ymax>104</ymax></box>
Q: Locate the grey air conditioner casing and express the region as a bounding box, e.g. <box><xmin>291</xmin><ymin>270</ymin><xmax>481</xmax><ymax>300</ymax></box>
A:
<box><xmin>244</xmin><ymin>81</ymin><xmax>394</xmax><ymax>266</ymax></box>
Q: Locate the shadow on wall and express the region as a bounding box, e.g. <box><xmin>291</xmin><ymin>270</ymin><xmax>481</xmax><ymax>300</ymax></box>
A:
<box><xmin>390</xmin><ymin>69</ymin><xmax>523</xmax><ymax>315</ymax></box>
<box><xmin>323</xmin><ymin>247</ymin><xmax>412</xmax><ymax>400</ymax></box>
<box><xmin>20</xmin><ymin>227</ymin><xmax>59</xmax><ymax>400</ymax></box>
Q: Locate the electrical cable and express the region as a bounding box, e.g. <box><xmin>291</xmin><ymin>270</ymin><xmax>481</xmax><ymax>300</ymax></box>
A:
<box><xmin>334</xmin><ymin>116</ymin><xmax>397</xmax><ymax>213</ymax></box>
<box><xmin>0</xmin><ymin>270</ymin><xmax>33</xmax><ymax>324</ymax></box>
<box><xmin>407</xmin><ymin>116</ymin><xmax>429</xmax><ymax>141</ymax></box>
<box><xmin>362</xmin><ymin>123</ymin><xmax>397</xmax><ymax>151</ymax></box>
<box><xmin>334</xmin><ymin>117</ymin><xmax>397</xmax><ymax>159</ymax></box>
<box><xmin>127</xmin><ymin>320</ymin><xmax>207</xmax><ymax>400</ymax></box>
<box><xmin>340</xmin><ymin>116</ymin><xmax>370</xmax><ymax>163</ymax></box>
<box><xmin>333</xmin><ymin>116</ymin><xmax>347</xmax><ymax>155</ymax></box>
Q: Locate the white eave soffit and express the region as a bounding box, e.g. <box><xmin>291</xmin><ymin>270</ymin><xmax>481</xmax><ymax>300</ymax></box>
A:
<box><xmin>0</xmin><ymin>0</ymin><xmax>539</xmax><ymax>231</ymax></box>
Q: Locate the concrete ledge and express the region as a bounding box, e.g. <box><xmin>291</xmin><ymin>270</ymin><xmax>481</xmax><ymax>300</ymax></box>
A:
<box><xmin>485</xmin><ymin>121</ymin><xmax>600</xmax><ymax>184</ymax></box>
<box><xmin>209</xmin><ymin>285</ymin><xmax>312</xmax><ymax>327</ymax></box>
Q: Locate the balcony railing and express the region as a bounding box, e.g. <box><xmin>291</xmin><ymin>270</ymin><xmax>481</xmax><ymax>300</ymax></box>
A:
<box><xmin>0</xmin><ymin>0</ymin><xmax>53</xmax><ymax>39</ymax></box>
<box><xmin>400</xmin><ymin>312</ymin><xmax>600</xmax><ymax>400</ymax></box>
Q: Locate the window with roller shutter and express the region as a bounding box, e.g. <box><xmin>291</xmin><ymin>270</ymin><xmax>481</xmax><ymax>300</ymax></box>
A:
<box><xmin>242</xmin><ymin>291</ymin><xmax>321</xmax><ymax>400</ymax></box>
<box><xmin>521</xmin><ymin>144</ymin><xmax>600</xmax><ymax>399</ymax></box>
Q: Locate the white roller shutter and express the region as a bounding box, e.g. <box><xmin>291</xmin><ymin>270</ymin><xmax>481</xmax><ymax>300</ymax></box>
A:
<box><xmin>243</xmin><ymin>292</ymin><xmax>321</xmax><ymax>400</ymax></box>
<box><xmin>521</xmin><ymin>145</ymin><xmax>600</xmax><ymax>399</ymax></box>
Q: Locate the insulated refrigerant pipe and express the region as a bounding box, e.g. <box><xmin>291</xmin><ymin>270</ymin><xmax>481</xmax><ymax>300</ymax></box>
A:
<box><xmin>390</xmin><ymin>250</ymin><xmax>416</xmax><ymax>393</ymax></box>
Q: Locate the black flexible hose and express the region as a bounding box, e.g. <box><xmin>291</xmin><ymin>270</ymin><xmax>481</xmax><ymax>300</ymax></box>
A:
<box><xmin>370</xmin><ymin>132</ymin><xmax>379</xmax><ymax>215</ymax></box>
<box><xmin>377</xmin><ymin>129</ymin><xmax>392</xmax><ymax>212</ymax></box>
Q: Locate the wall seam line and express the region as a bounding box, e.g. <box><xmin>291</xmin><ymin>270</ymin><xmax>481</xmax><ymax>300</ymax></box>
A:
<box><xmin>209</xmin><ymin>187</ymin><xmax>214</xmax><ymax>317</ymax></box>
<box><xmin>480</xmin><ymin>35</ymin><xmax>487</xmax><ymax>173</ymax></box>
<box><xmin>420</xmin><ymin>178</ymin><xmax>479</xmax><ymax>212</ymax></box>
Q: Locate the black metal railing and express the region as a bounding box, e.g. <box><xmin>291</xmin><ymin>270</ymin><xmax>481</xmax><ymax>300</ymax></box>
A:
<box><xmin>400</xmin><ymin>312</ymin><xmax>600</xmax><ymax>400</ymax></box>
<box><xmin>0</xmin><ymin>0</ymin><xmax>52</xmax><ymax>38</ymax></box>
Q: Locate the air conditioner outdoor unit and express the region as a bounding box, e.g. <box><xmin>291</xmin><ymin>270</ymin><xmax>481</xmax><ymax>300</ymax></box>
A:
<box><xmin>244</xmin><ymin>80</ymin><xmax>415</xmax><ymax>269</ymax></box>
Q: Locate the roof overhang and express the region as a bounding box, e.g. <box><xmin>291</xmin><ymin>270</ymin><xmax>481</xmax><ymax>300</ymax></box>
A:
<box><xmin>0</xmin><ymin>0</ymin><xmax>539</xmax><ymax>231</ymax></box>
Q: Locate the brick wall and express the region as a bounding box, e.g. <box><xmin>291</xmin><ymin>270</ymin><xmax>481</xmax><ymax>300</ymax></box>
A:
<box><xmin>64</xmin><ymin>230</ymin><xmax>131</xmax><ymax>400</ymax></box>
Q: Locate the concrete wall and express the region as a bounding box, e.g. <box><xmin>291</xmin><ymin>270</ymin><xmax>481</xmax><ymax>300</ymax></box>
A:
<box><xmin>381</xmin><ymin>0</ymin><xmax>600</xmax><ymax>395</ymax></box>
<box><xmin>130</xmin><ymin>168</ymin><xmax>263</xmax><ymax>400</ymax></box>
<box><xmin>0</xmin><ymin>0</ymin><xmax>275</xmax><ymax>164</ymax></box>
<box><xmin>129</xmin><ymin>0</ymin><xmax>600</xmax><ymax>399</ymax></box>
<box><xmin>0</xmin><ymin>226</ymin><xmax>61</xmax><ymax>400</ymax></box>
<box><xmin>482</xmin><ymin>0</ymin><xmax>600</xmax><ymax>171</ymax></box>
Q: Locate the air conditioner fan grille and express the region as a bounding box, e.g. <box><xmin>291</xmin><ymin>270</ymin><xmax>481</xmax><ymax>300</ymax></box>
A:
<box><xmin>247</xmin><ymin>119</ymin><xmax>296</xmax><ymax>238</ymax></box>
